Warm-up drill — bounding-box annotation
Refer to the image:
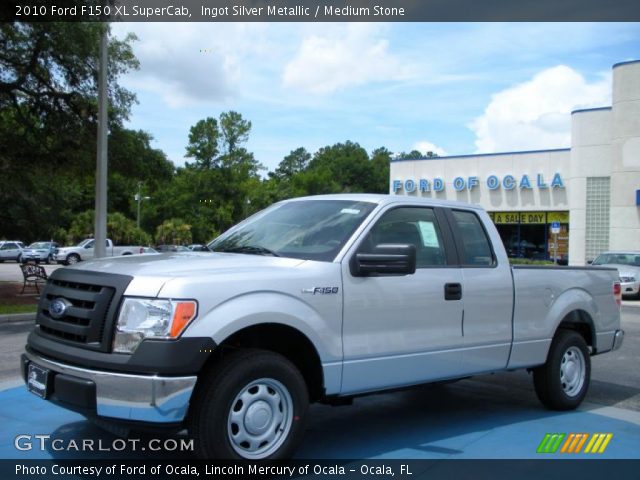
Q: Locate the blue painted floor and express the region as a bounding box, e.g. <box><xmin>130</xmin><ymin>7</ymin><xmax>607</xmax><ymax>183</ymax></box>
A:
<box><xmin>2</xmin><ymin>374</ymin><xmax>639</xmax><ymax>460</ymax></box>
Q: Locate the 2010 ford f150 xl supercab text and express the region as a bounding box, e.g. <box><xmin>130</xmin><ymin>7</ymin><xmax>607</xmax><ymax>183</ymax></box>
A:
<box><xmin>22</xmin><ymin>194</ymin><xmax>624</xmax><ymax>459</ymax></box>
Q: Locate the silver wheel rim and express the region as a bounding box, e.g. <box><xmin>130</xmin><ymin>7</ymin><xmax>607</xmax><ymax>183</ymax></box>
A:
<box><xmin>560</xmin><ymin>346</ymin><xmax>586</xmax><ymax>397</ymax></box>
<box><xmin>227</xmin><ymin>378</ymin><xmax>293</xmax><ymax>459</ymax></box>
<box><xmin>67</xmin><ymin>255</ymin><xmax>78</xmax><ymax>264</ymax></box>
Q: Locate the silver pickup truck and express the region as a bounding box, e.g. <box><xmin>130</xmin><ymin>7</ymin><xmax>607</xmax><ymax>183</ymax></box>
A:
<box><xmin>54</xmin><ymin>238</ymin><xmax>144</xmax><ymax>265</ymax></box>
<box><xmin>22</xmin><ymin>194</ymin><xmax>624</xmax><ymax>459</ymax></box>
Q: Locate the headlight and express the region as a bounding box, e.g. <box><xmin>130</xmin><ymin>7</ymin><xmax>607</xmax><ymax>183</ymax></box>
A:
<box><xmin>113</xmin><ymin>297</ymin><xmax>197</xmax><ymax>353</ymax></box>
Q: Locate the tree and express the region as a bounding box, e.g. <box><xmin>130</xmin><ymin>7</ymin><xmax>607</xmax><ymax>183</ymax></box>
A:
<box><xmin>0</xmin><ymin>23</ymin><xmax>139</xmax><ymax>241</ymax></box>
<box><xmin>155</xmin><ymin>218</ymin><xmax>193</xmax><ymax>245</ymax></box>
<box><xmin>369</xmin><ymin>147</ymin><xmax>392</xmax><ymax>193</ymax></box>
<box><xmin>309</xmin><ymin>141</ymin><xmax>373</xmax><ymax>192</ymax></box>
<box><xmin>396</xmin><ymin>150</ymin><xmax>439</xmax><ymax>160</ymax></box>
<box><xmin>66</xmin><ymin>210</ymin><xmax>149</xmax><ymax>245</ymax></box>
<box><xmin>219</xmin><ymin>110</ymin><xmax>251</xmax><ymax>155</ymax></box>
<box><xmin>0</xmin><ymin>23</ymin><xmax>138</xmax><ymax>134</ymax></box>
<box><xmin>185</xmin><ymin>117</ymin><xmax>220</xmax><ymax>169</ymax></box>
<box><xmin>269</xmin><ymin>147</ymin><xmax>311</xmax><ymax>180</ymax></box>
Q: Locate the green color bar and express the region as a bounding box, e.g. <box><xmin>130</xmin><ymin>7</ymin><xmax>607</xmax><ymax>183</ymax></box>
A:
<box><xmin>537</xmin><ymin>434</ymin><xmax>553</xmax><ymax>453</ymax></box>
<box><xmin>549</xmin><ymin>433</ymin><xmax>566</xmax><ymax>453</ymax></box>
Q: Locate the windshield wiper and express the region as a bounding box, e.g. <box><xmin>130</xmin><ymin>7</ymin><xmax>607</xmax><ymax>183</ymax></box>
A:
<box><xmin>218</xmin><ymin>245</ymin><xmax>281</xmax><ymax>257</ymax></box>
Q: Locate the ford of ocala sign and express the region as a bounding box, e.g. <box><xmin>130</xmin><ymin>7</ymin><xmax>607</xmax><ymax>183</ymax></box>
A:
<box><xmin>393</xmin><ymin>173</ymin><xmax>565</xmax><ymax>193</ymax></box>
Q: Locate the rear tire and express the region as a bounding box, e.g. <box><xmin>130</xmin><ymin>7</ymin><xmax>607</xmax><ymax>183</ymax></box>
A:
<box><xmin>188</xmin><ymin>349</ymin><xmax>309</xmax><ymax>460</ymax></box>
<box><xmin>533</xmin><ymin>329</ymin><xmax>590</xmax><ymax>410</ymax></box>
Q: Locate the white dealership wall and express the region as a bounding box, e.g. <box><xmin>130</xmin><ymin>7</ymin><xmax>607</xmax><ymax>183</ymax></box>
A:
<box><xmin>390</xmin><ymin>60</ymin><xmax>640</xmax><ymax>265</ymax></box>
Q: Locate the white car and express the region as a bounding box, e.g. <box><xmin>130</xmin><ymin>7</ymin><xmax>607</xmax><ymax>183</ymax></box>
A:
<box><xmin>592</xmin><ymin>251</ymin><xmax>640</xmax><ymax>299</ymax></box>
<box><xmin>0</xmin><ymin>240</ymin><xmax>25</xmax><ymax>262</ymax></box>
<box><xmin>21</xmin><ymin>241</ymin><xmax>59</xmax><ymax>264</ymax></box>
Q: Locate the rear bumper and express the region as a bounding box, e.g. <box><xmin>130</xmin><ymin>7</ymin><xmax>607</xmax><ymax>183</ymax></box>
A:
<box><xmin>21</xmin><ymin>350</ymin><xmax>197</xmax><ymax>423</ymax></box>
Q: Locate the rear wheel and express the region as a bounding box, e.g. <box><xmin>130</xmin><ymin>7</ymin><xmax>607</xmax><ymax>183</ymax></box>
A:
<box><xmin>533</xmin><ymin>329</ymin><xmax>590</xmax><ymax>410</ymax></box>
<box><xmin>188</xmin><ymin>349</ymin><xmax>308</xmax><ymax>459</ymax></box>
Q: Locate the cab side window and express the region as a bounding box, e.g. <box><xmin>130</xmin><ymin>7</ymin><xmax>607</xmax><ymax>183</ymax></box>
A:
<box><xmin>360</xmin><ymin>207</ymin><xmax>446</xmax><ymax>268</ymax></box>
<box><xmin>450</xmin><ymin>210</ymin><xmax>495</xmax><ymax>266</ymax></box>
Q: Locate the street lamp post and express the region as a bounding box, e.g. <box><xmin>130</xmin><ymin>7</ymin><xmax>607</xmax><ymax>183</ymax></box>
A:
<box><xmin>135</xmin><ymin>182</ymin><xmax>150</xmax><ymax>229</ymax></box>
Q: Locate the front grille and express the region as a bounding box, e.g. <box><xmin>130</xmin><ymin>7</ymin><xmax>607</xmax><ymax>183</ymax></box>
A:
<box><xmin>35</xmin><ymin>269</ymin><xmax>132</xmax><ymax>352</ymax></box>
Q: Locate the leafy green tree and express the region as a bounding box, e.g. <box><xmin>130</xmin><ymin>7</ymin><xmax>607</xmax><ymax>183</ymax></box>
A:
<box><xmin>185</xmin><ymin>117</ymin><xmax>220</xmax><ymax>169</ymax></box>
<box><xmin>309</xmin><ymin>141</ymin><xmax>373</xmax><ymax>192</ymax></box>
<box><xmin>66</xmin><ymin>210</ymin><xmax>149</xmax><ymax>245</ymax></box>
<box><xmin>155</xmin><ymin>218</ymin><xmax>193</xmax><ymax>245</ymax></box>
<box><xmin>219</xmin><ymin>111</ymin><xmax>251</xmax><ymax>155</ymax></box>
<box><xmin>396</xmin><ymin>150</ymin><xmax>439</xmax><ymax>160</ymax></box>
<box><xmin>0</xmin><ymin>23</ymin><xmax>139</xmax><ymax>241</ymax></box>
<box><xmin>369</xmin><ymin>147</ymin><xmax>392</xmax><ymax>193</ymax></box>
<box><xmin>269</xmin><ymin>147</ymin><xmax>311</xmax><ymax>180</ymax></box>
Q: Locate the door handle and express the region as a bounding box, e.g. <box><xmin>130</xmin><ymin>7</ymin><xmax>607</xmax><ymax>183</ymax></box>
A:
<box><xmin>444</xmin><ymin>283</ymin><xmax>462</xmax><ymax>301</ymax></box>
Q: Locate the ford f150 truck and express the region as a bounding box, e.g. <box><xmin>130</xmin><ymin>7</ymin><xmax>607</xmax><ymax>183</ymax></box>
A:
<box><xmin>54</xmin><ymin>238</ymin><xmax>144</xmax><ymax>265</ymax></box>
<box><xmin>22</xmin><ymin>194</ymin><xmax>624</xmax><ymax>459</ymax></box>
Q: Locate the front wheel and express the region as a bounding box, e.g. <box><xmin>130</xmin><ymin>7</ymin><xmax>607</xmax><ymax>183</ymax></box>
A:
<box><xmin>533</xmin><ymin>329</ymin><xmax>590</xmax><ymax>410</ymax></box>
<box><xmin>66</xmin><ymin>254</ymin><xmax>80</xmax><ymax>265</ymax></box>
<box><xmin>188</xmin><ymin>349</ymin><xmax>309</xmax><ymax>460</ymax></box>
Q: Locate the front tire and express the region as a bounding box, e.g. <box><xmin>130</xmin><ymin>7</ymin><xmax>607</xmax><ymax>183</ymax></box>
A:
<box><xmin>66</xmin><ymin>253</ymin><xmax>80</xmax><ymax>265</ymax></box>
<box><xmin>188</xmin><ymin>349</ymin><xmax>309</xmax><ymax>460</ymax></box>
<box><xmin>533</xmin><ymin>329</ymin><xmax>590</xmax><ymax>410</ymax></box>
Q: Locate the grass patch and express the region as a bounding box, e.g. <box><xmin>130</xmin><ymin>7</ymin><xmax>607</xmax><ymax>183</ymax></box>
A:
<box><xmin>0</xmin><ymin>304</ymin><xmax>38</xmax><ymax>315</ymax></box>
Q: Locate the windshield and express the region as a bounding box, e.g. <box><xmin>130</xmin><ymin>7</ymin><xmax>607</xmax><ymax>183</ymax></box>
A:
<box><xmin>28</xmin><ymin>242</ymin><xmax>50</xmax><ymax>249</ymax></box>
<box><xmin>208</xmin><ymin>200</ymin><xmax>376</xmax><ymax>262</ymax></box>
<box><xmin>593</xmin><ymin>253</ymin><xmax>640</xmax><ymax>267</ymax></box>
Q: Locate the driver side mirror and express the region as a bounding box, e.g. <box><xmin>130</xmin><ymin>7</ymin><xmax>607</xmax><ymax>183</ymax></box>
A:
<box><xmin>350</xmin><ymin>244</ymin><xmax>417</xmax><ymax>277</ymax></box>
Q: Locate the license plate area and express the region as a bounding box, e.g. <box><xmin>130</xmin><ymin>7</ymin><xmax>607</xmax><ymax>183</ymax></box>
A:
<box><xmin>27</xmin><ymin>363</ymin><xmax>50</xmax><ymax>399</ymax></box>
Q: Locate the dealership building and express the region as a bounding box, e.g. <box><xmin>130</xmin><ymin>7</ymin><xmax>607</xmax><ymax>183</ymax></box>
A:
<box><xmin>390</xmin><ymin>60</ymin><xmax>640</xmax><ymax>265</ymax></box>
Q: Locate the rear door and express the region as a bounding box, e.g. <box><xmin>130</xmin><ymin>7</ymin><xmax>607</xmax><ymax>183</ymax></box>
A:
<box><xmin>341</xmin><ymin>205</ymin><xmax>465</xmax><ymax>394</ymax></box>
<box><xmin>445</xmin><ymin>208</ymin><xmax>513</xmax><ymax>373</ymax></box>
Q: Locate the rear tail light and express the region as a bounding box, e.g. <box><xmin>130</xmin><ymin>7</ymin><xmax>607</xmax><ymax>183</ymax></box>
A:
<box><xmin>613</xmin><ymin>282</ymin><xmax>622</xmax><ymax>307</ymax></box>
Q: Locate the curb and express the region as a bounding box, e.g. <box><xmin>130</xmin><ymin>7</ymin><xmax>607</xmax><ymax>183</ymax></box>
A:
<box><xmin>0</xmin><ymin>312</ymin><xmax>36</xmax><ymax>324</ymax></box>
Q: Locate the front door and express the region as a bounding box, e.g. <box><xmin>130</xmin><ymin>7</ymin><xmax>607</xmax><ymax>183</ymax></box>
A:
<box><xmin>340</xmin><ymin>206</ymin><xmax>465</xmax><ymax>394</ymax></box>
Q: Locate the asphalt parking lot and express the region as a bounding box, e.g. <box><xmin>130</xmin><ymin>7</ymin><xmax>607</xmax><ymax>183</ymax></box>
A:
<box><xmin>0</xmin><ymin>305</ymin><xmax>638</xmax><ymax>461</ymax></box>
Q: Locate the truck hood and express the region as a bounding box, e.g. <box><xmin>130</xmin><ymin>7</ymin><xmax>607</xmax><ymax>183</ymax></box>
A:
<box><xmin>69</xmin><ymin>252</ymin><xmax>307</xmax><ymax>277</ymax></box>
<box><xmin>66</xmin><ymin>252</ymin><xmax>309</xmax><ymax>298</ymax></box>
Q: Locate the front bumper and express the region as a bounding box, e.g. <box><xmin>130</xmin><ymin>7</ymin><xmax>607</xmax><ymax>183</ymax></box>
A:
<box><xmin>21</xmin><ymin>350</ymin><xmax>197</xmax><ymax>423</ymax></box>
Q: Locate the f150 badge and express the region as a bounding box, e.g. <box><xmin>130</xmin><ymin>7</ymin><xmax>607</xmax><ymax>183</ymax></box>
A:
<box><xmin>302</xmin><ymin>287</ymin><xmax>339</xmax><ymax>295</ymax></box>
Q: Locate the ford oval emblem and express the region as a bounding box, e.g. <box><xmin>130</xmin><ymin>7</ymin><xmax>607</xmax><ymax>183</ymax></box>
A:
<box><xmin>49</xmin><ymin>298</ymin><xmax>72</xmax><ymax>319</ymax></box>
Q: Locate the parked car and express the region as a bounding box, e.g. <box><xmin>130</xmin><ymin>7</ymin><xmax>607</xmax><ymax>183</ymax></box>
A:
<box><xmin>156</xmin><ymin>244</ymin><xmax>191</xmax><ymax>252</ymax></box>
<box><xmin>54</xmin><ymin>239</ymin><xmax>145</xmax><ymax>265</ymax></box>
<box><xmin>139</xmin><ymin>246</ymin><xmax>159</xmax><ymax>254</ymax></box>
<box><xmin>0</xmin><ymin>240</ymin><xmax>25</xmax><ymax>262</ymax></box>
<box><xmin>20</xmin><ymin>241</ymin><xmax>59</xmax><ymax>264</ymax></box>
<box><xmin>187</xmin><ymin>244</ymin><xmax>210</xmax><ymax>252</ymax></box>
<box><xmin>22</xmin><ymin>195</ymin><xmax>623</xmax><ymax>459</ymax></box>
<box><xmin>592</xmin><ymin>251</ymin><xmax>640</xmax><ymax>299</ymax></box>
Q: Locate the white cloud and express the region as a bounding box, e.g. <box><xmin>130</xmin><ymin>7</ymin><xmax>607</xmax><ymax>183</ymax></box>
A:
<box><xmin>413</xmin><ymin>141</ymin><xmax>447</xmax><ymax>157</ymax></box>
<box><xmin>282</xmin><ymin>24</ymin><xmax>411</xmax><ymax>95</ymax></box>
<box><xmin>469</xmin><ymin>65</ymin><xmax>611</xmax><ymax>153</ymax></box>
<box><xmin>111</xmin><ymin>23</ymin><xmax>273</xmax><ymax>108</ymax></box>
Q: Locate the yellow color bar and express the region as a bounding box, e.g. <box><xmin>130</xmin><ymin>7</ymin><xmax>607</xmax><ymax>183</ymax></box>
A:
<box><xmin>598</xmin><ymin>434</ymin><xmax>613</xmax><ymax>453</ymax></box>
<box><xmin>584</xmin><ymin>434</ymin><xmax>598</xmax><ymax>453</ymax></box>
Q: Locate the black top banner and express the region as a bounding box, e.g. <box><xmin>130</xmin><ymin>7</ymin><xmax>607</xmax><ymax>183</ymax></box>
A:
<box><xmin>2</xmin><ymin>0</ymin><xmax>640</xmax><ymax>22</ymax></box>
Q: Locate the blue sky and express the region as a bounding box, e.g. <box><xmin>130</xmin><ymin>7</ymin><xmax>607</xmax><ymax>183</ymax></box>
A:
<box><xmin>111</xmin><ymin>22</ymin><xmax>640</xmax><ymax>172</ymax></box>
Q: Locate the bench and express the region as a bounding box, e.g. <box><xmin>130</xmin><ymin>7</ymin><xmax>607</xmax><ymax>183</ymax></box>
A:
<box><xmin>20</xmin><ymin>263</ymin><xmax>48</xmax><ymax>294</ymax></box>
